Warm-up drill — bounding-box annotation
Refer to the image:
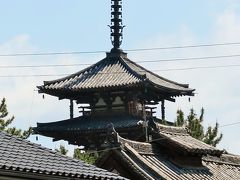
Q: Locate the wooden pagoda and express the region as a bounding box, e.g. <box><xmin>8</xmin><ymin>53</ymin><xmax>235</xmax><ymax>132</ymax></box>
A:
<box><xmin>33</xmin><ymin>0</ymin><xmax>194</xmax><ymax>150</ymax></box>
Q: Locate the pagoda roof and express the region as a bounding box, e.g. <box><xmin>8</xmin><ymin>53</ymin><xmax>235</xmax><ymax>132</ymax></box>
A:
<box><xmin>38</xmin><ymin>51</ymin><xmax>194</xmax><ymax>98</ymax></box>
<box><xmin>33</xmin><ymin>115</ymin><xmax>144</xmax><ymax>146</ymax></box>
<box><xmin>34</xmin><ymin>115</ymin><xmax>141</xmax><ymax>133</ymax></box>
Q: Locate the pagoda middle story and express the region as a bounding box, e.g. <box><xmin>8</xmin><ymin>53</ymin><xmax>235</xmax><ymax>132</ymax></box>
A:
<box><xmin>33</xmin><ymin>0</ymin><xmax>195</xmax><ymax>150</ymax></box>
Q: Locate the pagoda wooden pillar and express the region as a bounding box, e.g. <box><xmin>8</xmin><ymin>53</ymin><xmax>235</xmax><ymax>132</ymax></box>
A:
<box><xmin>70</xmin><ymin>100</ymin><xmax>74</xmax><ymax>119</ymax></box>
<box><xmin>161</xmin><ymin>100</ymin><xmax>165</xmax><ymax>120</ymax></box>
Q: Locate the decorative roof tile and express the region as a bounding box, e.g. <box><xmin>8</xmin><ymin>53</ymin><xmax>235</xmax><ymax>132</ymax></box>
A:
<box><xmin>0</xmin><ymin>131</ymin><xmax>127</xmax><ymax>180</ymax></box>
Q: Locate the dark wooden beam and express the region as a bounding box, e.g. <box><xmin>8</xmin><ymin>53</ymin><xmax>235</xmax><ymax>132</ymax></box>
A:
<box><xmin>165</xmin><ymin>97</ymin><xmax>176</xmax><ymax>102</ymax></box>
<box><xmin>70</xmin><ymin>100</ymin><xmax>74</xmax><ymax>119</ymax></box>
<box><xmin>161</xmin><ymin>100</ymin><xmax>165</xmax><ymax>120</ymax></box>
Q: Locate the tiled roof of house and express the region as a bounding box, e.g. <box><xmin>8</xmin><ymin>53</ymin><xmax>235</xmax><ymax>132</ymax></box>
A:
<box><xmin>154</xmin><ymin>123</ymin><xmax>223</xmax><ymax>156</ymax></box>
<box><xmin>109</xmin><ymin>135</ymin><xmax>240</xmax><ymax>180</ymax></box>
<box><xmin>0</xmin><ymin>131</ymin><xmax>127</xmax><ymax>180</ymax></box>
<box><xmin>38</xmin><ymin>52</ymin><xmax>194</xmax><ymax>96</ymax></box>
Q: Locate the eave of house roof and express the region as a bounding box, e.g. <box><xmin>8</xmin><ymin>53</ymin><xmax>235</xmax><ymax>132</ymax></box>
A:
<box><xmin>153</xmin><ymin>123</ymin><xmax>223</xmax><ymax>156</ymax></box>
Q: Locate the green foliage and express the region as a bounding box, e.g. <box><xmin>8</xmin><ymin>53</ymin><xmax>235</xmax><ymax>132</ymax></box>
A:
<box><xmin>162</xmin><ymin>118</ymin><xmax>167</xmax><ymax>125</ymax></box>
<box><xmin>73</xmin><ymin>148</ymin><xmax>97</xmax><ymax>165</ymax></box>
<box><xmin>55</xmin><ymin>145</ymin><xmax>68</xmax><ymax>155</ymax></box>
<box><xmin>175</xmin><ymin>108</ymin><xmax>223</xmax><ymax>147</ymax></box>
<box><xmin>174</xmin><ymin>109</ymin><xmax>184</xmax><ymax>127</ymax></box>
<box><xmin>187</xmin><ymin>108</ymin><xmax>204</xmax><ymax>140</ymax></box>
<box><xmin>54</xmin><ymin>146</ymin><xmax>97</xmax><ymax>164</ymax></box>
<box><xmin>203</xmin><ymin>122</ymin><xmax>223</xmax><ymax>147</ymax></box>
<box><xmin>0</xmin><ymin>98</ymin><xmax>14</xmax><ymax>131</ymax></box>
<box><xmin>0</xmin><ymin>98</ymin><xmax>31</xmax><ymax>139</ymax></box>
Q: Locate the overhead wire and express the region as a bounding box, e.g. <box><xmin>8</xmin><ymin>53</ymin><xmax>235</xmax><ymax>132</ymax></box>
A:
<box><xmin>0</xmin><ymin>63</ymin><xmax>92</xmax><ymax>68</ymax></box>
<box><xmin>1</xmin><ymin>63</ymin><xmax>240</xmax><ymax>78</ymax></box>
<box><xmin>95</xmin><ymin>120</ymin><xmax>240</xmax><ymax>153</ymax></box>
<box><xmin>0</xmin><ymin>74</ymin><xmax>69</xmax><ymax>78</ymax></box>
<box><xmin>0</xmin><ymin>50</ymin><xmax>106</xmax><ymax>57</ymax></box>
<box><xmin>136</xmin><ymin>54</ymin><xmax>240</xmax><ymax>63</ymax></box>
<box><xmin>1</xmin><ymin>54</ymin><xmax>240</xmax><ymax>69</ymax></box>
<box><xmin>125</xmin><ymin>42</ymin><xmax>240</xmax><ymax>52</ymax></box>
<box><xmin>0</xmin><ymin>41</ymin><xmax>240</xmax><ymax>57</ymax></box>
<box><xmin>154</xmin><ymin>64</ymin><xmax>240</xmax><ymax>71</ymax></box>
<box><xmin>49</xmin><ymin>121</ymin><xmax>240</xmax><ymax>154</ymax></box>
<box><xmin>220</xmin><ymin>121</ymin><xmax>240</xmax><ymax>128</ymax></box>
<box><xmin>32</xmin><ymin>120</ymin><xmax>239</xmax><ymax>154</ymax></box>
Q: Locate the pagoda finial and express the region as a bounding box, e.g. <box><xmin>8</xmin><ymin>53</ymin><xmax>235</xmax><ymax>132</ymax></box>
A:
<box><xmin>110</xmin><ymin>0</ymin><xmax>124</xmax><ymax>50</ymax></box>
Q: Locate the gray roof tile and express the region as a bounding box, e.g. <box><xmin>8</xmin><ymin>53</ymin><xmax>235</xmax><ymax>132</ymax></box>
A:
<box><xmin>33</xmin><ymin>115</ymin><xmax>143</xmax><ymax>147</ymax></box>
<box><xmin>116</xmin><ymin>135</ymin><xmax>240</xmax><ymax>180</ymax></box>
<box><xmin>0</xmin><ymin>131</ymin><xmax>127</xmax><ymax>180</ymax></box>
<box><xmin>155</xmin><ymin>123</ymin><xmax>223</xmax><ymax>155</ymax></box>
<box><xmin>34</xmin><ymin>115</ymin><xmax>141</xmax><ymax>134</ymax></box>
<box><xmin>38</xmin><ymin>53</ymin><xmax>194</xmax><ymax>96</ymax></box>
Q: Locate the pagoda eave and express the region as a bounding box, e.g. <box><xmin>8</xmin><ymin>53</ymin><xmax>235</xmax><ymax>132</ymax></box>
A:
<box><xmin>33</xmin><ymin>115</ymin><xmax>146</xmax><ymax>148</ymax></box>
<box><xmin>38</xmin><ymin>82</ymin><xmax>194</xmax><ymax>102</ymax></box>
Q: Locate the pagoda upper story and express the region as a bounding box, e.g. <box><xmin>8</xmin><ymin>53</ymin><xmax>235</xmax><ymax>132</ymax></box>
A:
<box><xmin>38</xmin><ymin>50</ymin><xmax>194</xmax><ymax>117</ymax></box>
<box><xmin>34</xmin><ymin>0</ymin><xmax>195</xmax><ymax>150</ymax></box>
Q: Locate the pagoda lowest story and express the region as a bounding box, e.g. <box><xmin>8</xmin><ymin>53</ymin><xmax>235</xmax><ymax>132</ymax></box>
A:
<box><xmin>33</xmin><ymin>0</ymin><xmax>195</xmax><ymax>150</ymax></box>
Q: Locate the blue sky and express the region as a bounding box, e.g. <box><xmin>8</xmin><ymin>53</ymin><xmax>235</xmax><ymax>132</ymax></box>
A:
<box><xmin>0</xmin><ymin>0</ymin><xmax>240</xmax><ymax>155</ymax></box>
<box><xmin>0</xmin><ymin>1</ymin><xmax>235</xmax><ymax>50</ymax></box>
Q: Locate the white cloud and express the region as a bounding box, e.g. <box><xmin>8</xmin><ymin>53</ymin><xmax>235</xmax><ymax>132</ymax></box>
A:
<box><xmin>214</xmin><ymin>8</ymin><xmax>240</xmax><ymax>42</ymax></box>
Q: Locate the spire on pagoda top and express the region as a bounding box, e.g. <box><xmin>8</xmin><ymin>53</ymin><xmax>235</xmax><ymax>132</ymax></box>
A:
<box><xmin>110</xmin><ymin>0</ymin><xmax>124</xmax><ymax>50</ymax></box>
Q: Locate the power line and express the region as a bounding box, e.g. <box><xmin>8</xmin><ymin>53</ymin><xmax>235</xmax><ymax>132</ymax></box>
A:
<box><xmin>58</xmin><ymin>137</ymin><xmax>168</xmax><ymax>154</ymax></box>
<box><xmin>0</xmin><ymin>50</ymin><xmax>106</xmax><ymax>57</ymax></box>
<box><xmin>1</xmin><ymin>54</ymin><xmax>240</xmax><ymax>69</ymax></box>
<box><xmin>137</xmin><ymin>54</ymin><xmax>240</xmax><ymax>63</ymax></box>
<box><xmin>154</xmin><ymin>64</ymin><xmax>240</xmax><ymax>71</ymax></box>
<box><xmin>0</xmin><ymin>74</ymin><xmax>69</xmax><ymax>78</ymax></box>
<box><xmin>1</xmin><ymin>63</ymin><xmax>240</xmax><ymax>78</ymax></box>
<box><xmin>1</xmin><ymin>41</ymin><xmax>240</xmax><ymax>57</ymax></box>
<box><xmin>39</xmin><ymin>120</ymin><xmax>240</xmax><ymax>154</ymax></box>
<box><xmin>0</xmin><ymin>63</ymin><xmax>92</xmax><ymax>68</ymax></box>
<box><xmin>33</xmin><ymin>122</ymin><xmax>239</xmax><ymax>154</ymax></box>
<box><xmin>53</xmin><ymin>121</ymin><xmax>239</xmax><ymax>153</ymax></box>
<box><xmin>126</xmin><ymin>42</ymin><xmax>240</xmax><ymax>52</ymax></box>
<box><xmin>220</xmin><ymin>121</ymin><xmax>240</xmax><ymax>128</ymax></box>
